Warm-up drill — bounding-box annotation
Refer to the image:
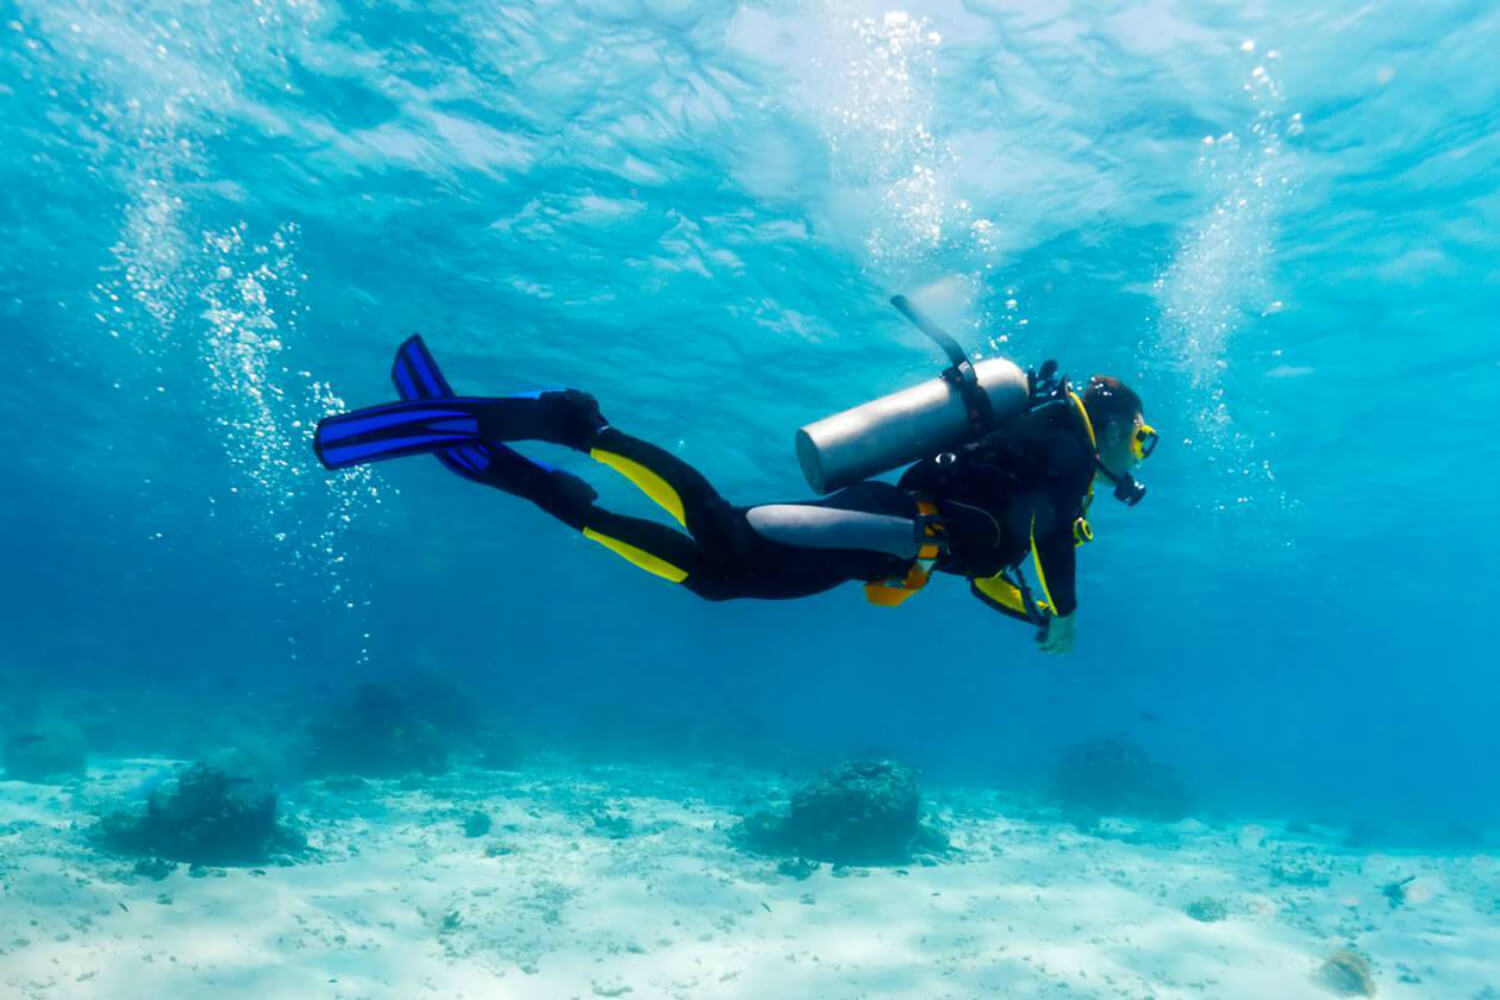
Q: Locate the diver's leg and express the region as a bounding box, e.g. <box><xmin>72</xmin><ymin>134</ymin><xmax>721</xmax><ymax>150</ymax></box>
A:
<box><xmin>467</xmin><ymin>390</ymin><xmax>734</xmax><ymax>539</ymax></box>
<box><xmin>484</xmin><ymin>462</ymin><xmax>902</xmax><ymax>603</ymax></box>
<box><xmin>567</xmin><ymin>501</ymin><xmax>832</xmax><ymax>603</ymax></box>
<box><xmin>586</xmin><ymin>427</ymin><xmax>730</xmax><ymax>538</ymax></box>
<box><xmin>324</xmin><ymin>382</ymin><xmax>722</xmax><ymax>589</ymax></box>
<box><xmin>467</xmin><ymin>446</ymin><xmax>599</xmax><ymax>529</ymax></box>
<box><xmin>574</xmin><ymin>506</ymin><xmax>704</xmax><ymax>585</ymax></box>
<box><xmin>333</xmin><ymin>381</ymin><xmax>899</xmax><ymax>600</ymax></box>
<box><xmin>574</xmin><ymin>437</ymin><xmax>923</xmax><ymax>600</ymax></box>
<box><xmin>460</xmin><ymin>451</ymin><xmax>706</xmax><ymax>586</ymax></box>
<box><xmin>473</xmin><ymin>390</ymin><xmax>611</xmax><ymax>451</ymax></box>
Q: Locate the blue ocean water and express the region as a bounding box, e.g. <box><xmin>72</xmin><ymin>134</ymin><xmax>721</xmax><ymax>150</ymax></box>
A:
<box><xmin>3</xmin><ymin>0</ymin><xmax>1498</xmax><ymax>857</ymax></box>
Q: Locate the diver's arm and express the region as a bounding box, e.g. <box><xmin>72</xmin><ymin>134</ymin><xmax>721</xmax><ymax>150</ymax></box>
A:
<box><xmin>1028</xmin><ymin>501</ymin><xmax>1080</xmax><ymax>654</ymax></box>
<box><xmin>967</xmin><ymin>495</ymin><xmax>1079</xmax><ymax>629</ymax></box>
<box><xmin>1029</xmin><ymin>512</ymin><xmax>1078</xmax><ymax>618</ymax></box>
<box><xmin>1029</xmin><ymin>423</ymin><xmax>1095</xmax><ymax>625</ymax></box>
<box><xmin>1037</xmin><ymin>610</ymin><xmax>1075</xmax><ymax>655</ymax></box>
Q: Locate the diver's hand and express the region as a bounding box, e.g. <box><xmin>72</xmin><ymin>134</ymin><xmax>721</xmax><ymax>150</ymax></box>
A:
<box><xmin>1037</xmin><ymin>613</ymin><xmax>1076</xmax><ymax>655</ymax></box>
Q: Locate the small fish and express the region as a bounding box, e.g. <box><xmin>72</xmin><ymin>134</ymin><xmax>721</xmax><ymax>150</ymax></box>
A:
<box><xmin>1139</xmin><ymin>711</ymin><xmax>1161</xmax><ymax>724</ymax></box>
<box><xmin>1382</xmin><ymin>875</ymin><xmax>1416</xmax><ymax>909</ymax></box>
<box><xmin>10</xmin><ymin>734</ymin><xmax>46</xmax><ymax>745</ymax></box>
<box><xmin>117</xmin><ymin>902</ymin><xmax>129</xmax><ymax>913</ymax></box>
<box><xmin>760</xmin><ymin>902</ymin><xmax>771</xmax><ymax>913</ymax></box>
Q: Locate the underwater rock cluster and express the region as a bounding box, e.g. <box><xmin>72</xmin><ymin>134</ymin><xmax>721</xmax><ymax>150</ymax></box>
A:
<box><xmin>1267</xmin><ymin>847</ymin><xmax>1333</xmax><ymax>887</ymax></box>
<box><xmin>1184</xmin><ymin>896</ymin><xmax>1229</xmax><ymax>922</ymax></box>
<box><xmin>94</xmin><ymin>763</ymin><xmax>303</xmax><ymax>866</ymax></box>
<box><xmin>1316</xmin><ymin>948</ymin><xmax>1377</xmax><ymax>997</ymax></box>
<box><xmin>736</xmin><ymin>760</ymin><xmax>945</xmax><ymax>865</ymax></box>
<box><xmin>1051</xmin><ymin>736</ymin><xmax>1193</xmax><ymax>822</ymax></box>
<box><xmin>2</xmin><ymin>722</ymin><xmax>87</xmax><ymax>782</ymax></box>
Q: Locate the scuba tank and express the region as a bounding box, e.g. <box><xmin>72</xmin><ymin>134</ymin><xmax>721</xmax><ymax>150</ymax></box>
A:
<box><xmin>796</xmin><ymin>296</ymin><xmax>1030</xmax><ymax>494</ymax></box>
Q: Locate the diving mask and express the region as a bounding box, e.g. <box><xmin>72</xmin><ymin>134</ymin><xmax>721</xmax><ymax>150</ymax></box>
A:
<box><xmin>1132</xmin><ymin>423</ymin><xmax>1159</xmax><ymax>462</ymax></box>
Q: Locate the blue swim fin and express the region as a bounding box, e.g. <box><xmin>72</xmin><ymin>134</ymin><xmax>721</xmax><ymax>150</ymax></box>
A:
<box><xmin>389</xmin><ymin>334</ymin><xmax>568</xmax><ymax>489</ymax></box>
<box><xmin>390</xmin><ymin>333</ymin><xmax>459</xmax><ymax>400</ymax></box>
<box><xmin>313</xmin><ymin>397</ymin><xmax>495</xmax><ymax>470</ymax></box>
<box><xmin>389</xmin><ymin>335</ymin><xmax>554</xmax><ymax>486</ymax></box>
<box><xmin>377</xmin><ymin>336</ymin><xmax>597</xmax><ymax>524</ymax></box>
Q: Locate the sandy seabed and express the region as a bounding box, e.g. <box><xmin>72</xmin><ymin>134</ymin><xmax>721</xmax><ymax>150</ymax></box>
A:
<box><xmin>2</xmin><ymin>759</ymin><xmax>1497</xmax><ymax>999</ymax></box>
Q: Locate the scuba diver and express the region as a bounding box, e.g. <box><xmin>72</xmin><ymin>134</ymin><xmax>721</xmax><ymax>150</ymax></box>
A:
<box><xmin>313</xmin><ymin>297</ymin><xmax>1157</xmax><ymax>655</ymax></box>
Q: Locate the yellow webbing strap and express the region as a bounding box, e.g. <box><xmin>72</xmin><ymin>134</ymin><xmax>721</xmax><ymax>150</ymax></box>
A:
<box><xmin>1056</xmin><ymin>391</ymin><xmax>1101</xmax><ymax>552</ymax></box>
<box><xmin>1068</xmin><ymin>391</ymin><xmax>1098</xmax><ymax>450</ymax></box>
<box><xmin>582</xmin><ymin>528</ymin><xmax>689</xmax><ymax>583</ymax></box>
<box><xmin>864</xmin><ymin>570</ymin><xmax>924</xmax><ymax>607</ymax></box>
<box><xmin>915</xmin><ymin>498</ymin><xmax>942</xmax><ymax>560</ymax></box>
<box><xmin>864</xmin><ymin>498</ymin><xmax>944</xmax><ymax>607</ymax></box>
<box><xmin>589</xmin><ymin>448</ymin><xmax>688</xmax><ymax>528</ymax></box>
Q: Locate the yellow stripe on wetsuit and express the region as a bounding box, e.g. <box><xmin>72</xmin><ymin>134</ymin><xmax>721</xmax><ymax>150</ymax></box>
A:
<box><xmin>1068</xmin><ymin>391</ymin><xmax>1098</xmax><ymax>450</ymax></box>
<box><xmin>578</xmin><ymin>446</ymin><xmax>692</xmax><ymax>583</ymax></box>
<box><xmin>581</xmin><ymin>528</ymin><xmax>689</xmax><ymax>583</ymax></box>
<box><xmin>589</xmin><ymin>447</ymin><xmax>687</xmax><ymax>527</ymax></box>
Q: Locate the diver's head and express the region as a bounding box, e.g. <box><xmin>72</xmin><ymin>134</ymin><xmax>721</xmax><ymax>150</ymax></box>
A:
<box><xmin>1081</xmin><ymin>376</ymin><xmax>1156</xmax><ymax>488</ymax></box>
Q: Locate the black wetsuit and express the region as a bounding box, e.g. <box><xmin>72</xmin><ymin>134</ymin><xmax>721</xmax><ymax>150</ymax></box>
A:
<box><xmin>538</xmin><ymin>400</ymin><xmax>1096</xmax><ymax>621</ymax></box>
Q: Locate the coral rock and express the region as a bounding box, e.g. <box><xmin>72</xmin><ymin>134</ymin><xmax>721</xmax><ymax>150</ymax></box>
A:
<box><xmin>1052</xmin><ymin>736</ymin><xmax>1193</xmax><ymax>822</ymax></box>
<box><xmin>1316</xmin><ymin>948</ymin><xmax>1377</xmax><ymax>997</ymax></box>
<box><xmin>735</xmin><ymin>760</ymin><xmax>944</xmax><ymax>865</ymax></box>
<box><xmin>1184</xmin><ymin>897</ymin><xmax>1229</xmax><ymax>922</ymax></box>
<box><xmin>299</xmin><ymin>683</ymin><xmax>451</xmax><ymax>778</ymax></box>
<box><xmin>94</xmin><ymin>763</ymin><xmax>302</xmax><ymax>866</ymax></box>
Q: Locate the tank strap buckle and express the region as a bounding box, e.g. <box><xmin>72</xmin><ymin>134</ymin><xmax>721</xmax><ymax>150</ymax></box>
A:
<box><xmin>914</xmin><ymin>498</ymin><xmax>949</xmax><ymax>555</ymax></box>
<box><xmin>913</xmin><ymin>496</ymin><xmax>948</xmax><ymax>566</ymax></box>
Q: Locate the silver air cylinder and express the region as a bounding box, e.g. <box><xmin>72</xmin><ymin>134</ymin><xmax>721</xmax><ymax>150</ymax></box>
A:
<box><xmin>795</xmin><ymin>357</ymin><xmax>1030</xmax><ymax>494</ymax></box>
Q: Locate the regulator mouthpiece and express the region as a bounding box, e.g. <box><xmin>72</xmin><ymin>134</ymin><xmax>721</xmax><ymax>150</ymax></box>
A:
<box><xmin>1113</xmin><ymin>473</ymin><xmax>1147</xmax><ymax>507</ymax></box>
